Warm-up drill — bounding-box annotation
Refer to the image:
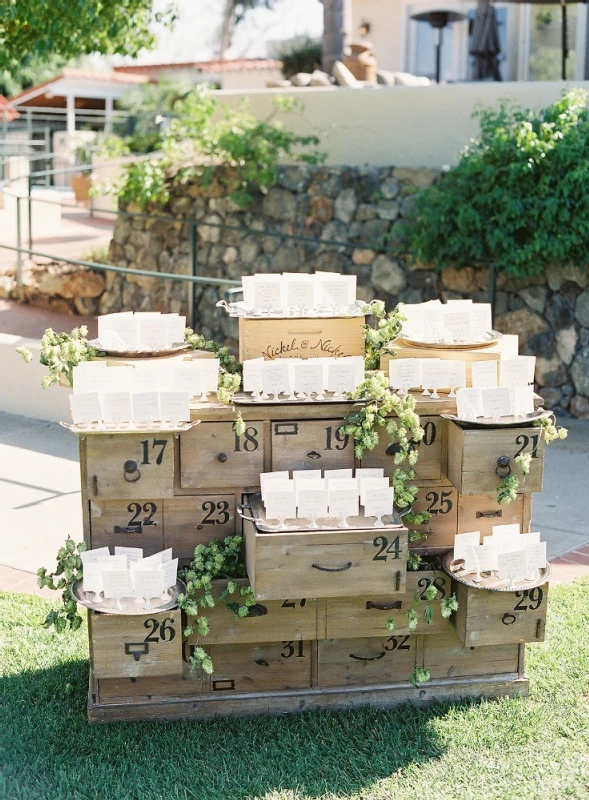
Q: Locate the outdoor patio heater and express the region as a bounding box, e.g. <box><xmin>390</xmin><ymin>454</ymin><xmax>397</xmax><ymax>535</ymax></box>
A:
<box><xmin>410</xmin><ymin>9</ymin><xmax>467</xmax><ymax>82</ymax></box>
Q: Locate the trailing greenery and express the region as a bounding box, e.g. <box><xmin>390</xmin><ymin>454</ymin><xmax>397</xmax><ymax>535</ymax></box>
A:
<box><xmin>363</xmin><ymin>300</ymin><xmax>406</xmax><ymax>371</ymax></box>
<box><xmin>177</xmin><ymin>536</ymin><xmax>256</xmax><ymax>674</ymax></box>
<box><xmin>114</xmin><ymin>88</ymin><xmax>324</xmax><ymax>210</ymax></box>
<box><xmin>184</xmin><ymin>327</ymin><xmax>242</xmax><ymax>404</ymax></box>
<box><xmin>36</xmin><ymin>537</ymin><xmax>86</xmax><ymax>632</ymax></box>
<box><xmin>404</xmin><ymin>89</ymin><xmax>589</xmax><ymax>278</ymax></box>
<box><xmin>277</xmin><ymin>36</ymin><xmax>322</xmax><ymax>77</ymax></box>
<box><xmin>16</xmin><ymin>325</ymin><xmax>102</xmax><ymax>389</ymax></box>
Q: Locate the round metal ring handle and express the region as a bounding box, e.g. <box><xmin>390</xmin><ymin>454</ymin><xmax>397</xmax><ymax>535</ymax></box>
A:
<box><xmin>502</xmin><ymin>612</ymin><xmax>516</xmax><ymax>625</ymax></box>
<box><xmin>495</xmin><ymin>455</ymin><xmax>511</xmax><ymax>479</ymax></box>
<box><xmin>246</xmin><ymin>604</ymin><xmax>268</xmax><ymax>618</ymax></box>
<box><xmin>366</xmin><ymin>600</ymin><xmax>403</xmax><ymax>611</ymax></box>
<box><xmin>235</xmin><ymin>503</ymin><xmax>260</xmax><ymax>523</ymax></box>
<box><xmin>123</xmin><ymin>459</ymin><xmax>141</xmax><ymax>483</ymax></box>
<box><xmin>349</xmin><ymin>651</ymin><xmax>386</xmax><ymax>662</ymax></box>
<box><xmin>311</xmin><ymin>561</ymin><xmax>352</xmax><ymax>572</ymax></box>
<box><xmin>307</xmin><ymin>451</ymin><xmax>321</xmax><ymax>460</ymax></box>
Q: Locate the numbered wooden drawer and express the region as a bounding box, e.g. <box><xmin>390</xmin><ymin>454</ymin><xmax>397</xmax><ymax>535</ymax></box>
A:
<box><xmin>89</xmin><ymin>610</ymin><xmax>182</xmax><ymax>679</ymax></box>
<box><xmin>321</xmin><ymin>569</ymin><xmax>452</xmax><ymax>639</ymax></box>
<box><xmin>452</xmin><ymin>581</ymin><xmax>549</xmax><ymax>647</ymax></box>
<box><xmin>163</xmin><ymin>496</ymin><xmax>237</xmax><ymax>565</ymax></box>
<box><xmin>239</xmin><ymin>315</ymin><xmax>365</xmax><ymax>361</ymax></box>
<box><xmin>423</xmin><ymin>629</ymin><xmax>520</xmax><ymax>679</ymax></box>
<box><xmin>317</xmin><ymin>635</ymin><xmax>418</xmax><ymax>687</ymax></box>
<box><xmin>244</xmin><ymin>518</ymin><xmax>408</xmax><ymax>600</ymax></box>
<box><xmin>97</xmin><ymin>665</ymin><xmax>204</xmax><ymax>702</ymax></box>
<box><xmin>448</xmin><ymin>422</ymin><xmax>545</xmax><ymax>495</ymax></box>
<box><xmin>407</xmin><ymin>484</ymin><xmax>458</xmax><ymax>550</ymax></box>
<box><xmin>89</xmin><ymin>499</ymin><xmax>164</xmax><ymax>556</ymax></box>
<box><xmin>84</xmin><ymin>434</ymin><xmax>175</xmax><ymax>500</ymax></box>
<box><xmin>271</xmin><ymin>419</ymin><xmax>353</xmax><ymax>473</ymax></box>
<box><xmin>458</xmin><ymin>493</ymin><xmax>531</xmax><ymax>538</ymax></box>
<box><xmin>200</xmin><ymin>640</ymin><xmax>313</xmax><ymax>693</ymax></box>
<box><xmin>202</xmin><ymin>580</ymin><xmax>317</xmax><ymax>644</ymax></box>
<box><xmin>361</xmin><ymin>417</ymin><xmax>444</xmax><ymax>481</ymax></box>
<box><xmin>180</xmin><ymin>422</ymin><xmax>264</xmax><ymax>490</ymax></box>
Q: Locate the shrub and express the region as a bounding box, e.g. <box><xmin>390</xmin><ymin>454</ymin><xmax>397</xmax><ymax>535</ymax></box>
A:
<box><xmin>404</xmin><ymin>89</ymin><xmax>589</xmax><ymax>278</ymax></box>
<box><xmin>277</xmin><ymin>37</ymin><xmax>322</xmax><ymax>78</ymax></box>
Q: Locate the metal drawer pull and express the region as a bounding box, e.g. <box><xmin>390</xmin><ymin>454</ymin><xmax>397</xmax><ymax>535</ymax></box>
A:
<box><xmin>366</xmin><ymin>600</ymin><xmax>402</xmax><ymax>611</ymax></box>
<box><xmin>123</xmin><ymin>459</ymin><xmax>141</xmax><ymax>483</ymax></box>
<box><xmin>235</xmin><ymin>503</ymin><xmax>261</xmax><ymax>524</ymax></box>
<box><xmin>92</xmin><ymin>475</ymin><xmax>98</xmax><ymax>496</ymax></box>
<box><xmin>125</xmin><ymin>642</ymin><xmax>149</xmax><ymax>661</ymax></box>
<box><xmin>536</xmin><ymin>619</ymin><xmax>542</xmax><ymax>639</ymax></box>
<box><xmin>312</xmin><ymin>561</ymin><xmax>352</xmax><ymax>572</ymax></box>
<box><xmin>307</xmin><ymin>451</ymin><xmax>321</xmax><ymax>459</ymax></box>
<box><xmin>395</xmin><ymin>570</ymin><xmax>401</xmax><ymax>591</ymax></box>
<box><xmin>247</xmin><ymin>604</ymin><xmax>268</xmax><ymax>617</ymax></box>
<box><xmin>477</xmin><ymin>510</ymin><xmax>502</xmax><ymax>519</ymax></box>
<box><xmin>349</xmin><ymin>651</ymin><xmax>385</xmax><ymax>662</ymax></box>
<box><xmin>495</xmin><ymin>455</ymin><xmax>511</xmax><ymax>478</ymax></box>
<box><xmin>114</xmin><ymin>524</ymin><xmax>143</xmax><ymax>534</ymax></box>
<box><xmin>255</xmin><ymin>658</ymin><xmax>269</xmax><ymax>667</ymax></box>
<box><xmin>502</xmin><ymin>613</ymin><xmax>516</xmax><ymax>625</ymax></box>
<box><xmin>217</xmin><ymin>453</ymin><xmax>228</xmax><ymax>463</ymax></box>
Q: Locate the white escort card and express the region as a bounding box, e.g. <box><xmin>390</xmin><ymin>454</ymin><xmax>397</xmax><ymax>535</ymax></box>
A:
<box><xmin>364</xmin><ymin>486</ymin><xmax>394</xmax><ymax>527</ymax></box>
<box><xmin>102</xmin><ymin>570</ymin><xmax>134</xmax><ymax>608</ymax></box>
<box><xmin>297</xmin><ymin>488</ymin><xmax>328</xmax><ymax>527</ymax></box>
<box><xmin>501</xmin><ymin>357</ymin><xmax>533</xmax><ymax>389</ymax></box>
<box><xmin>101</xmin><ymin>392</ymin><xmax>133</xmax><ymax>424</ymax></box>
<box><xmin>512</xmin><ymin>386</ymin><xmax>535</xmax><ymax>418</ymax></box>
<box><xmin>471</xmin><ymin>360</ymin><xmax>498</xmax><ymax>389</ymax></box>
<box><xmin>443</xmin><ymin>310</ymin><xmax>471</xmax><ymax>342</ymax></box>
<box><xmin>447</xmin><ymin>360</ymin><xmax>467</xmax><ymax>397</ymax></box>
<box><xmin>114</xmin><ymin>546</ymin><xmax>144</xmax><ymax>565</ymax></box>
<box><xmin>132</xmin><ymin>569</ymin><xmax>165</xmax><ymax>608</ymax></box>
<box><xmin>260</xmin><ymin>361</ymin><xmax>290</xmax><ymax>399</ymax></box>
<box><xmin>481</xmin><ymin>387</ymin><xmax>512</xmax><ymax>421</ymax></box>
<box><xmin>69</xmin><ymin>393</ymin><xmax>102</xmax><ymax>425</ymax></box>
<box><xmin>420</xmin><ymin>360</ymin><xmax>449</xmax><ymax>398</ymax></box>
<box><xmin>454</xmin><ymin>531</ymin><xmax>481</xmax><ymax>561</ymax></box>
<box><xmin>456</xmin><ymin>387</ymin><xmax>484</xmax><ymax>420</ymax></box>
<box><xmin>160</xmin><ymin>391</ymin><xmax>190</xmax><ymax>424</ymax></box>
<box><xmin>240</xmin><ymin>272</ymin><xmax>359</xmax><ymax>314</ymax></box>
<box><xmin>498</xmin><ymin>550</ymin><xmax>528</xmax><ymax>589</ymax></box>
<box><xmin>132</xmin><ymin>392</ymin><xmax>161</xmax><ymax>425</ymax></box>
<box><xmin>265</xmin><ymin>488</ymin><xmax>296</xmax><ymax>528</ymax></box>
<box><xmin>253</xmin><ymin>277</ymin><xmax>283</xmax><ymax>311</ymax></box>
<box><xmin>294</xmin><ymin>362</ymin><xmax>325</xmax><ymax>399</ymax></box>
<box><xmin>328</xmin><ymin>488</ymin><xmax>359</xmax><ymax>527</ymax></box>
<box><xmin>389</xmin><ymin>359</ymin><xmax>421</xmax><ymax>395</ymax></box>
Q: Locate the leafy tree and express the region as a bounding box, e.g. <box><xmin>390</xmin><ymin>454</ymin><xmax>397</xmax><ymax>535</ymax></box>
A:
<box><xmin>0</xmin><ymin>53</ymin><xmax>69</xmax><ymax>98</ymax></box>
<box><xmin>404</xmin><ymin>89</ymin><xmax>589</xmax><ymax>278</ymax></box>
<box><xmin>217</xmin><ymin>0</ymin><xmax>277</xmax><ymax>56</ymax></box>
<box><xmin>0</xmin><ymin>0</ymin><xmax>177</xmax><ymax>71</ymax></box>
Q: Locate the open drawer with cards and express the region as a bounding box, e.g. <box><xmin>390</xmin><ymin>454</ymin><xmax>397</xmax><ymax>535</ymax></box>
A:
<box><xmin>320</xmin><ymin>569</ymin><xmax>452</xmax><ymax>639</ymax></box>
<box><xmin>243</xmin><ymin>514</ymin><xmax>408</xmax><ymax>601</ymax></box>
<box><xmin>447</xmin><ymin>421</ymin><xmax>545</xmax><ymax>495</ymax></box>
<box><xmin>89</xmin><ymin>610</ymin><xmax>182</xmax><ymax>680</ymax></box>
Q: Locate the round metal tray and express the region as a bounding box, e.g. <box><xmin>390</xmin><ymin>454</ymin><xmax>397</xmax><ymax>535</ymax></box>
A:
<box><xmin>71</xmin><ymin>578</ymin><xmax>186</xmax><ymax>614</ymax></box>
<box><xmin>442</xmin><ymin>552</ymin><xmax>550</xmax><ymax>592</ymax></box>
<box><xmin>396</xmin><ymin>330</ymin><xmax>502</xmax><ymax>350</ymax></box>
<box><xmin>87</xmin><ymin>340</ymin><xmax>191</xmax><ymax>358</ymax></box>
<box><xmin>233</xmin><ymin>392</ymin><xmax>365</xmax><ymax>406</ymax></box>
<box><xmin>442</xmin><ymin>410</ymin><xmax>549</xmax><ymax>429</ymax></box>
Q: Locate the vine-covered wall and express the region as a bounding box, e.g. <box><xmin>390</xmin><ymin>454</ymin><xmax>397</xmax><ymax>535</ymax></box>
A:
<box><xmin>93</xmin><ymin>164</ymin><xmax>588</xmax><ymax>419</ymax></box>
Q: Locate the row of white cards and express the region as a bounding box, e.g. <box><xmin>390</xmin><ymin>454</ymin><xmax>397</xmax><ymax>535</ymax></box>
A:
<box><xmin>243</xmin><ymin>357</ymin><xmax>365</xmax><ymax>399</ymax></box>
<box><xmin>401</xmin><ymin>300</ymin><xmax>492</xmax><ymax>343</ymax></box>
<box><xmin>81</xmin><ymin>546</ymin><xmax>178</xmax><ymax>606</ymax></box>
<box><xmin>72</xmin><ymin>359</ymin><xmax>220</xmax><ymax>396</ymax></box>
<box><xmin>69</xmin><ymin>390</ymin><xmax>191</xmax><ymax>425</ymax></box>
<box><xmin>389</xmin><ymin>356</ymin><xmax>535</xmax><ymax>397</ymax></box>
<box><xmin>98</xmin><ymin>312</ymin><xmax>186</xmax><ymax>351</ymax></box>
<box><xmin>454</xmin><ymin>524</ymin><xmax>546</xmax><ymax>586</ymax></box>
<box><xmin>241</xmin><ymin>273</ymin><xmax>357</xmax><ymax>312</ymax></box>
<box><xmin>456</xmin><ymin>386</ymin><xmax>535</xmax><ymax>421</ymax></box>
<box><xmin>261</xmin><ymin>468</ymin><xmax>393</xmax><ymax>526</ymax></box>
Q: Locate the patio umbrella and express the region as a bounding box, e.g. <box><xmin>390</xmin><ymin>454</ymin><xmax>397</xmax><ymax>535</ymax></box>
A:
<box><xmin>470</xmin><ymin>0</ymin><xmax>502</xmax><ymax>80</ymax></box>
<box><xmin>410</xmin><ymin>9</ymin><xmax>467</xmax><ymax>83</ymax></box>
<box><xmin>501</xmin><ymin>0</ymin><xmax>587</xmax><ymax>80</ymax></box>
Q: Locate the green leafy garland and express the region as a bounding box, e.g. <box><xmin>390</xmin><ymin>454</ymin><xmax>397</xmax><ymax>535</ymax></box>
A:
<box><xmin>37</xmin><ymin>537</ymin><xmax>86</xmax><ymax>631</ymax></box>
<box><xmin>16</xmin><ymin>326</ymin><xmax>102</xmax><ymax>388</ymax></box>
<box><xmin>363</xmin><ymin>300</ymin><xmax>406</xmax><ymax>371</ymax></box>
<box><xmin>177</xmin><ymin>536</ymin><xmax>256</xmax><ymax>674</ymax></box>
<box><xmin>184</xmin><ymin>327</ymin><xmax>242</xmax><ymax>404</ymax></box>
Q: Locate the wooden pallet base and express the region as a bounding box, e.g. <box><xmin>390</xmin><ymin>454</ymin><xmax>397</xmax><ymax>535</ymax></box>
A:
<box><xmin>88</xmin><ymin>672</ymin><xmax>529</xmax><ymax>723</ymax></box>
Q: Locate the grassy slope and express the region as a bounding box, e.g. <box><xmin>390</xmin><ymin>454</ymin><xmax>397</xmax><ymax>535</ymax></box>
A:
<box><xmin>1</xmin><ymin>580</ymin><xmax>588</xmax><ymax>800</ymax></box>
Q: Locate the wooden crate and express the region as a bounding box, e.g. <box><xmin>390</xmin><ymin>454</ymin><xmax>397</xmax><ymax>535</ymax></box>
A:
<box><xmin>447</xmin><ymin>422</ymin><xmax>545</xmax><ymax>495</ymax></box>
<box><xmin>452</xmin><ymin>580</ymin><xmax>549</xmax><ymax>647</ymax></box>
<box><xmin>361</xmin><ymin>415</ymin><xmax>445</xmax><ymax>481</ymax></box>
<box><xmin>271</xmin><ymin>418</ymin><xmax>354</xmax><ymax>473</ymax></box>
<box><xmin>317</xmin><ymin>635</ymin><xmax>418</xmax><ymax>687</ymax></box>
<box><xmin>320</xmin><ymin>568</ymin><xmax>452</xmax><ymax>639</ymax></box>
<box><xmin>239</xmin><ymin>316</ymin><xmax>365</xmax><ymax>362</ymax></box>
<box><xmin>380</xmin><ymin>334</ymin><xmax>519</xmax><ymax>388</ymax></box>
<box><xmin>89</xmin><ymin>610</ymin><xmax>182</xmax><ymax>680</ymax></box>
<box><xmin>179</xmin><ymin>422</ymin><xmax>265</xmax><ymax>490</ymax></box>
<box><xmin>423</xmin><ymin>629</ymin><xmax>522</xmax><ymax>679</ymax></box>
<box><xmin>458</xmin><ymin>492</ymin><xmax>531</xmax><ymax>538</ymax></box>
<box><xmin>201</xmin><ymin>580</ymin><xmax>318</xmax><ymax>644</ymax></box>
<box><xmin>407</xmin><ymin>483</ymin><xmax>458</xmax><ymax>551</ymax></box>
<box><xmin>244</xmin><ymin>517</ymin><xmax>408</xmax><ymax>601</ymax></box>
<box><xmin>202</xmin><ymin>640</ymin><xmax>313</xmax><ymax>693</ymax></box>
<box><xmin>83</xmin><ymin>433</ymin><xmax>175</xmax><ymax>500</ymax></box>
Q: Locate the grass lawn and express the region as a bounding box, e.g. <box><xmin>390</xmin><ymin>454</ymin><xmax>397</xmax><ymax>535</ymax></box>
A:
<box><xmin>1</xmin><ymin>579</ymin><xmax>588</xmax><ymax>800</ymax></box>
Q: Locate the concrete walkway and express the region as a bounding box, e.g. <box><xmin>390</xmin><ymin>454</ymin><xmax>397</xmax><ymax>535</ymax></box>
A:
<box><xmin>0</xmin><ymin>410</ymin><xmax>587</xmax><ymax>600</ymax></box>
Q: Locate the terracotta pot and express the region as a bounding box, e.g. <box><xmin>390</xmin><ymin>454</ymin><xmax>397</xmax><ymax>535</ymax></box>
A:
<box><xmin>70</xmin><ymin>174</ymin><xmax>91</xmax><ymax>204</ymax></box>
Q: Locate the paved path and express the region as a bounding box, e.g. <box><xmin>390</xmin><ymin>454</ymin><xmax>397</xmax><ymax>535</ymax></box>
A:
<box><xmin>0</xmin><ymin>411</ymin><xmax>587</xmax><ymax>599</ymax></box>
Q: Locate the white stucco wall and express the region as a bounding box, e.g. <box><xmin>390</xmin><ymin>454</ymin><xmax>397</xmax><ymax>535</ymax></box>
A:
<box><xmin>214</xmin><ymin>81</ymin><xmax>589</xmax><ymax>169</ymax></box>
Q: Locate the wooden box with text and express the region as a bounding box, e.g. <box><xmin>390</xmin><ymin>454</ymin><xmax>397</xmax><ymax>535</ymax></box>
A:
<box><xmin>238</xmin><ymin>316</ymin><xmax>365</xmax><ymax>362</ymax></box>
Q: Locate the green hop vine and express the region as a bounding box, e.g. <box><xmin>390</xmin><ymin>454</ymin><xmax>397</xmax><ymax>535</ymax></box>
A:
<box><xmin>362</xmin><ymin>300</ymin><xmax>406</xmax><ymax>370</ymax></box>
<box><xmin>16</xmin><ymin>326</ymin><xmax>102</xmax><ymax>388</ymax></box>
<box><xmin>185</xmin><ymin>327</ymin><xmax>242</xmax><ymax>404</ymax></box>
<box><xmin>178</xmin><ymin>536</ymin><xmax>255</xmax><ymax>674</ymax></box>
<box><xmin>37</xmin><ymin>537</ymin><xmax>86</xmax><ymax>631</ymax></box>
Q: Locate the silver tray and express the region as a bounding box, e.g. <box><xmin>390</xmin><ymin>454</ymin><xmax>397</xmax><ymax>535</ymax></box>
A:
<box><xmin>233</xmin><ymin>391</ymin><xmax>363</xmax><ymax>406</ymax></box>
<box><xmin>395</xmin><ymin>330</ymin><xmax>502</xmax><ymax>350</ymax></box>
<box><xmin>442</xmin><ymin>410</ymin><xmax>549</xmax><ymax>429</ymax></box>
<box><xmin>71</xmin><ymin>578</ymin><xmax>186</xmax><ymax>614</ymax></box>
<box><xmin>87</xmin><ymin>339</ymin><xmax>191</xmax><ymax>358</ymax></box>
<box><xmin>60</xmin><ymin>421</ymin><xmax>197</xmax><ymax>435</ymax></box>
<box><xmin>442</xmin><ymin>552</ymin><xmax>550</xmax><ymax>592</ymax></box>
<box><xmin>216</xmin><ymin>300</ymin><xmax>367</xmax><ymax>319</ymax></box>
<box><xmin>238</xmin><ymin>493</ymin><xmax>404</xmax><ymax>534</ymax></box>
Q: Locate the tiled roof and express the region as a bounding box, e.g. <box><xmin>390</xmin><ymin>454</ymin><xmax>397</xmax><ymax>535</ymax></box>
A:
<box><xmin>0</xmin><ymin>95</ymin><xmax>20</xmax><ymax>120</ymax></box>
<box><xmin>9</xmin><ymin>68</ymin><xmax>150</xmax><ymax>103</ymax></box>
<box><xmin>114</xmin><ymin>58</ymin><xmax>283</xmax><ymax>75</ymax></box>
